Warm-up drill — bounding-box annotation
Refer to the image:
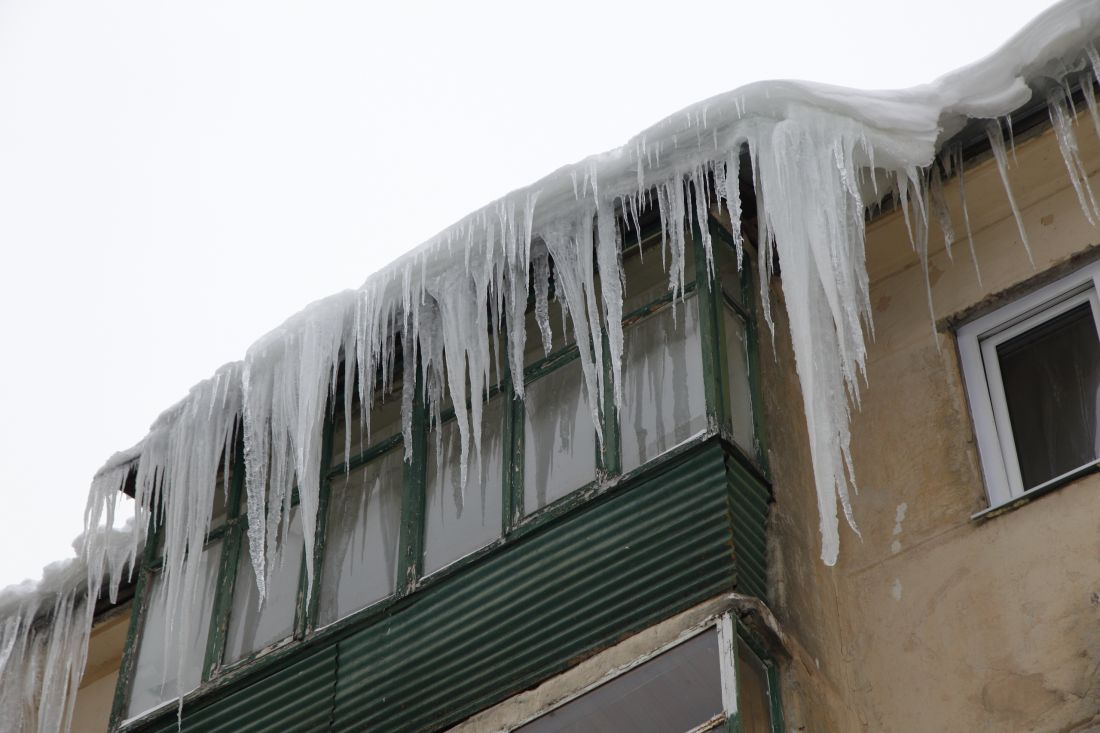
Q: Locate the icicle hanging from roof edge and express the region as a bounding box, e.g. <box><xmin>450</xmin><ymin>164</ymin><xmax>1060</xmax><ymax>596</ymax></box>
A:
<box><xmin>0</xmin><ymin>513</ymin><xmax>142</xmax><ymax>733</ymax></box>
<box><xmin>751</xmin><ymin>108</ymin><xmax>898</xmax><ymax>564</ymax></box>
<box><xmin>985</xmin><ymin>119</ymin><xmax>1035</xmax><ymax>265</ymax></box>
<box><xmin>242</xmin><ymin>292</ymin><xmax>356</xmax><ymax>604</ymax></box>
<box><xmin>946</xmin><ymin>145</ymin><xmax>983</xmax><ymax>287</ymax></box>
<box><xmin>1047</xmin><ymin>85</ymin><xmax>1100</xmax><ymax>226</ymax></box>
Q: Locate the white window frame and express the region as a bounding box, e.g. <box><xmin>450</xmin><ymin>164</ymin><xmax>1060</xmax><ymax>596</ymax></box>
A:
<box><xmin>958</xmin><ymin>260</ymin><xmax>1100</xmax><ymax>510</ymax></box>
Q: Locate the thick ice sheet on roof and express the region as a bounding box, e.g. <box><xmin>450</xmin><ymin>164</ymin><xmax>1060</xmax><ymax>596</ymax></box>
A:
<box><xmin>6</xmin><ymin>1</ymin><xmax>1100</xmax><ymax>729</ymax></box>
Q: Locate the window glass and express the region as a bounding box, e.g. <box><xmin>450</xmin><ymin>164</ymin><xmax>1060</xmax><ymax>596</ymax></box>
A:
<box><xmin>996</xmin><ymin>302</ymin><xmax>1100</xmax><ymax>489</ymax></box>
<box><xmin>223</xmin><ymin>508</ymin><xmax>303</xmax><ymax>664</ymax></box>
<box><xmin>723</xmin><ymin>305</ymin><xmax>755</xmax><ymax>456</ymax></box>
<box><xmin>524</xmin><ymin>294</ymin><xmax>574</xmax><ymax>367</ymax></box>
<box><xmin>318</xmin><ymin>447</ymin><xmax>404</xmax><ymax>626</ymax></box>
<box><xmin>621</xmin><ymin>296</ymin><xmax>707</xmax><ymax>473</ymax></box>
<box><xmin>127</xmin><ymin>542</ymin><xmax>221</xmax><ymax>719</ymax></box>
<box><xmin>516</xmin><ymin>628</ymin><xmax>723</xmax><ymax>732</ymax></box>
<box><xmin>424</xmin><ymin>396</ymin><xmax>504</xmax><ymax>574</ymax></box>
<box><xmin>715</xmin><ymin>238</ymin><xmax>746</xmax><ymax>308</ymax></box>
<box><xmin>621</xmin><ymin>234</ymin><xmax>695</xmax><ymax>315</ymax></box>
<box><xmin>523</xmin><ymin>359</ymin><xmax>597</xmax><ymax>514</ymax></box>
<box><xmin>737</xmin><ymin>641</ymin><xmax>774</xmax><ymax>733</ymax></box>
<box><xmin>331</xmin><ymin>384</ymin><xmax>404</xmax><ymax>468</ymax></box>
<box><xmin>209</xmin><ymin>476</ymin><xmax>228</xmax><ymax>530</ymax></box>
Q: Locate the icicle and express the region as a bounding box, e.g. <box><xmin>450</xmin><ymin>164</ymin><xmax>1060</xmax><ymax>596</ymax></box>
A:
<box><xmin>952</xmin><ymin>146</ymin><xmax>983</xmax><ymax>286</ymax></box>
<box><xmin>531</xmin><ymin>243</ymin><xmax>554</xmax><ymax>355</ymax></box>
<box><xmin>985</xmin><ymin>119</ymin><xmax>1034</xmax><ymax>265</ymax></box>
<box><xmin>929</xmin><ymin>165</ymin><xmax>956</xmax><ymax>260</ymax></box>
<box><xmin>1047</xmin><ymin>86</ymin><xmax>1100</xmax><ymax>226</ymax></box>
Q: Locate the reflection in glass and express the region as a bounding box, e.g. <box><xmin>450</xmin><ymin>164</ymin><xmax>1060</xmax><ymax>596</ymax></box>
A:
<box><xmin>737</xmin><ymin>640</ymin><xmax>774</xmax><ymax>733</ymax></box>
<box><xmin>997</xmin><ymin>302</ymin><xmax>1100</xmax><ymax>488</ymax></box>
<box><xmin>319</xmin><ymin>447</ymin><xmax>404</xmax><ymax>626</ymax></box>
<box><xmin>621</xmin><ymin>297</ymin><xmax>707</xmax><ymax>473</ymax></box>
<box><xmin>524</xmin><ymin>359</ymin><xmax>597</xmax><ymax>514</ymax></box>
<box><xmin>127</xmin><ymin>542</ymin><xmax>221</xmax><ymax>719</ymax></box>
<box><xmin>723</xmin><ymin>305</ymin><xmax>755</xmax><ymax>455</ymax></box>
<box><xmin>516</xmin><ymin>629</ymin><xmax>723</xmax><ymax>732</ymax></box>
<box><xmin>424</xmin><ymin>396</ymin><xmax>504</xmax><ymax>574</ymax></box>
<box><xmin>224</xmin><ymin>509</ymin><xmax>303</xmax><ymax>664</ymax></box>
<box><xmin>331</xmin><ymin>386</ymin><xmax>404</xmax><ymax>468</ymax></box>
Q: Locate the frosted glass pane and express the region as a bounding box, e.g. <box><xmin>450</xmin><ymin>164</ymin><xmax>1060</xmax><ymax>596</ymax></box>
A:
<box><xmin>331</xmin><ymin>385</ymin><xmax>404</xmax><ymax>468</ymax></box>
<box><xmin>127</xmin><ymin>542</ymin><xmax>221</xmax><ymax>719</ymax></box>
<box><xmin>622</xmin><ymin>236</ymin><xmax>695</xmax><ymax>315</ymax></box>
<box><xmin>525</xmin><ymin>296</ymin><xmax>573</xmax><ymax>366</ymax></box>
<box><xmin>724</xmin><ymin>305</ymin><xmax>755</xmax><ymax>455</ymax></box>
<box><xmin>424</xmin><ymin>396</ymin><xmax>504</xmax><ymax>574</ymax></box>
<box><xmin>318</xmin><ymin>447</ymin><xmax>404</xmax><ymax>626</ymax></box>
<box><xmin>516</xmin><ymin>628</ymin><xmax>723</xmax><ymax>732</ymax></box>
<box><xmin>224</xmin><ymin>509</ymin><xmax>303</xmax><ymax>664</ymax></box>
<box><xmin>997</xmin><ymin>302</ymin><xmax>1100</xmax><ymax>489</ymax></box>
<box><xmin>716</xmin><ymin>239</ymin><xmax>746</xmax><ymax>307</ymax></box>
<box><xmin>737</xmin><ymin>641</ymin><xmax>774</xmax><ymax>733</ymax></box>
<box><xmin>524</xmin><ymin>359</ymin><xmax>597</xmax><ymax>514</ymax></box>
<box><xmin>621</xmin><ymin>298</ymin><xmax>707</xmax><ymax>473</ymax></box>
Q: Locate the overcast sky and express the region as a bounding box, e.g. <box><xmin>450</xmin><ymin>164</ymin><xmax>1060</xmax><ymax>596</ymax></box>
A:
<box><xmin>0</xmin><ymin>0</ymin><xmax>1057</xmax><ymax>589</ymax></box>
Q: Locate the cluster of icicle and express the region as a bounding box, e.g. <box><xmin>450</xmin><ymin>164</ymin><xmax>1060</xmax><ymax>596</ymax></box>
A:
<box><xmin>0</xmin><ymin>519</ymin><xmax>135</xmax><ymax>732</ymax></box>
<box><xmin>5</xmin><ymin>2</ymin><xmax>1100</xmax><ymax>730</ymax></box>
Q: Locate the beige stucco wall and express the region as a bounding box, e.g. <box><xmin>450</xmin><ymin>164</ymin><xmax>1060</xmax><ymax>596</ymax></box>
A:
<box><xmin>72</xmin><ymin>609</ymin><xmax>128</xmax><ymax>733</ymax></box>
<box><xmin>765</xmin><ymin>116</ymin><xmax>1100</xmax><ymax>731</ymax></box>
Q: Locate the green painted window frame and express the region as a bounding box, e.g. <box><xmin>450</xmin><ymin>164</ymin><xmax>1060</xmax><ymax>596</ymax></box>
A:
<box><xmin>112</xmin><ymin>207</ymin><xmax>768</xmax><ymax>731</ymax></box>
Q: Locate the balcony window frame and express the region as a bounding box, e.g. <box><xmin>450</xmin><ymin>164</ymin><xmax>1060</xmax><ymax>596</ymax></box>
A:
<box><xmin>112</xmin><ymin>206</ymin><xmax>768</xmax><ymax>731</ymax></box>
<box><xmin>958</xmin><ymin>259</ymin><xmax>1100</xmax><ymax>513</ymax></box>
<box><xmin>477</xmin><ymin>611</ymin><xmax>783</xmax><ymax>733</ymax></box>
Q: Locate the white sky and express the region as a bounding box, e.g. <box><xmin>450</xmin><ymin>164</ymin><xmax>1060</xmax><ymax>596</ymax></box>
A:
<box><xmin>0</xmin><ymin>0</ymin><xmax>1058</xmax><ymax>588</ymax></box>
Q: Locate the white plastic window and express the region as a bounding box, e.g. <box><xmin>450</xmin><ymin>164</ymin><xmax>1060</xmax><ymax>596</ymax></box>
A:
<box><xmin>127</xmin><ymin>541</ymin><xmax>221</xmax><ymax>719</ymax></box>
<box><xmin>223</xmin><ymin>508</ymin><xmax>303</xmax><ymax>664</ymax></box>
<box><xmin>424</xmin><ymin>395</ymin><xmax>504</xmax><ymax>574</ymax></box>
<box><xmin>318</xmin><ymin>446</ymin><xmax>404</xmax><ymax>626</ymax></box>
<box><xmin>958</xmin><ymin>261</ymin><xmax>1100</xmax><ymax>507</ymax></box>
<box><xmin>620</xmin><ymin>295</ymin><xmax>708</xmax><ymax>473</ymax></box>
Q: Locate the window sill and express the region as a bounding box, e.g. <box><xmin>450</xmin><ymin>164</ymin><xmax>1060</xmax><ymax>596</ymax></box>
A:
<box><xmin>971</xmin><ymin>460</ymin><xmax>1100</xmax><ymax>521</ymax></box>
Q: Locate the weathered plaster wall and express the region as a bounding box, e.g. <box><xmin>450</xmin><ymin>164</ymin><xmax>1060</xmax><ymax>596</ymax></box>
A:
<box><xmin>765</xmin><ymin>117</ymin><xmax>1100</xmax><ymax>732</ymax></box>
<box><xmin>72</xmin><ymin>609</ymin><xmax>128</xmax><ymax>733</ymax></box>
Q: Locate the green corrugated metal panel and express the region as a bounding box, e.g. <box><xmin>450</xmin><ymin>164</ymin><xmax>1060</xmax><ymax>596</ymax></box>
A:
<box><xmin>725</xmin><ymin>448</ymin><xmax>770</xmax><ymax>601</ymax></box>
<box><xmin>332</xmin><ymin>440</ymin><xmax>736</xmax><ymax>732</ymax></box>
<box><xmin>125</xmin><ymin>437</ymin><xmax>773</xmax><ymax>733</ymax></box>
<box><xmin>136</xmin><ymin>645</ymin><xmax>336</xmax><ymax>733</ymax></box>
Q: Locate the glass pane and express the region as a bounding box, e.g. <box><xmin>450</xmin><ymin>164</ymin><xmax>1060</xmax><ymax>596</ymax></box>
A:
<box><xmin>724</xmin><ymin>305</ymin><xmax>755</xmax><ymax>456</ymax></box>
<box><xmin>622</xmin><ymin>234</ymin><xmax>696</xmax><ymax>315</ymax></box>
<box><xmin>516</xmin><ymin>628</ymin><xmax>723</xmax><ymax>733</ymax></box>
<box><xmin>318</xmin><ymin>447</ymin><xmax>404</xmax><ymax>626</ymax></box>
<box><xmin>127</xmin><ymin>542</ymin><xmax>221</xmax><ymax>719</ymax></box>
<box><xmin>223</xmin><ymin>508</ymin><xmax>303</xmax><ymax>664</ymax></box>
<box><xmin>209</xmin><ymin>476</ymin><xmax>228</xmax><ymax>529</ymax></box>
<box><xmin>525</xmin><ymin>294</ymin><xmax>574</xmax><ymax>367</ymax></box>
<box><xmin>524</xmin><ymin>359</ymin><xmax>598</xmax><ymax>514</ymax></box>
<box><xmin>737</xmin><ymin>640</ymin><xmax>774</xmax><ymax>733</ymax></box>
<box><xmin>331</xmin><ymin>383</ymin><xmax>404</xmax><ymax>468</ymax></box>
<box><xmin>716</xmin><ymin>238</ymin><xmax>746</xmax><ymax>308</ymax></box>
<box><xmin>996</xmin><ymin>302</ymin><xmax>1100</xmax><ymax>489</ymax></box>
<box><xmin>621</xmin><ymin>297</ymin><xmax>708</xmax><ymax>473</ymax></box>
<box><xmin>424</xmin><ymin>396</ymin><xmax>504</xmax><ymax>574</ymax></box>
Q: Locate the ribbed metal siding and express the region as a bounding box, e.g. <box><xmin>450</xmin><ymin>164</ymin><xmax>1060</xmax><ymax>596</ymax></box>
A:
<box><xmin>725</xmin><ymin>449</ymin><xmax>770</xmax><ymax>601</ymax></box>
<box><xmin>332</xmin><ymin>441</ymin><xmax>736</xmax><ymax>732</ymax></box>
<box><xmin>138</xmin><ymin>646</ymin><xmax>336</xmax><ymax>733</ymax></box>
<box><xmin>125</xmin><ymin>438</ymin><xmax>773</xmax><ymax>733</ymax></box>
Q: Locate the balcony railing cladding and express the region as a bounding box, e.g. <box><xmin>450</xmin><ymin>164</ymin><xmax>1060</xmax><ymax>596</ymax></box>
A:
<box><xmin>124</xmin><ymin>438</ymin><xmax>769</xmax><ymax>733</ymax></box>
